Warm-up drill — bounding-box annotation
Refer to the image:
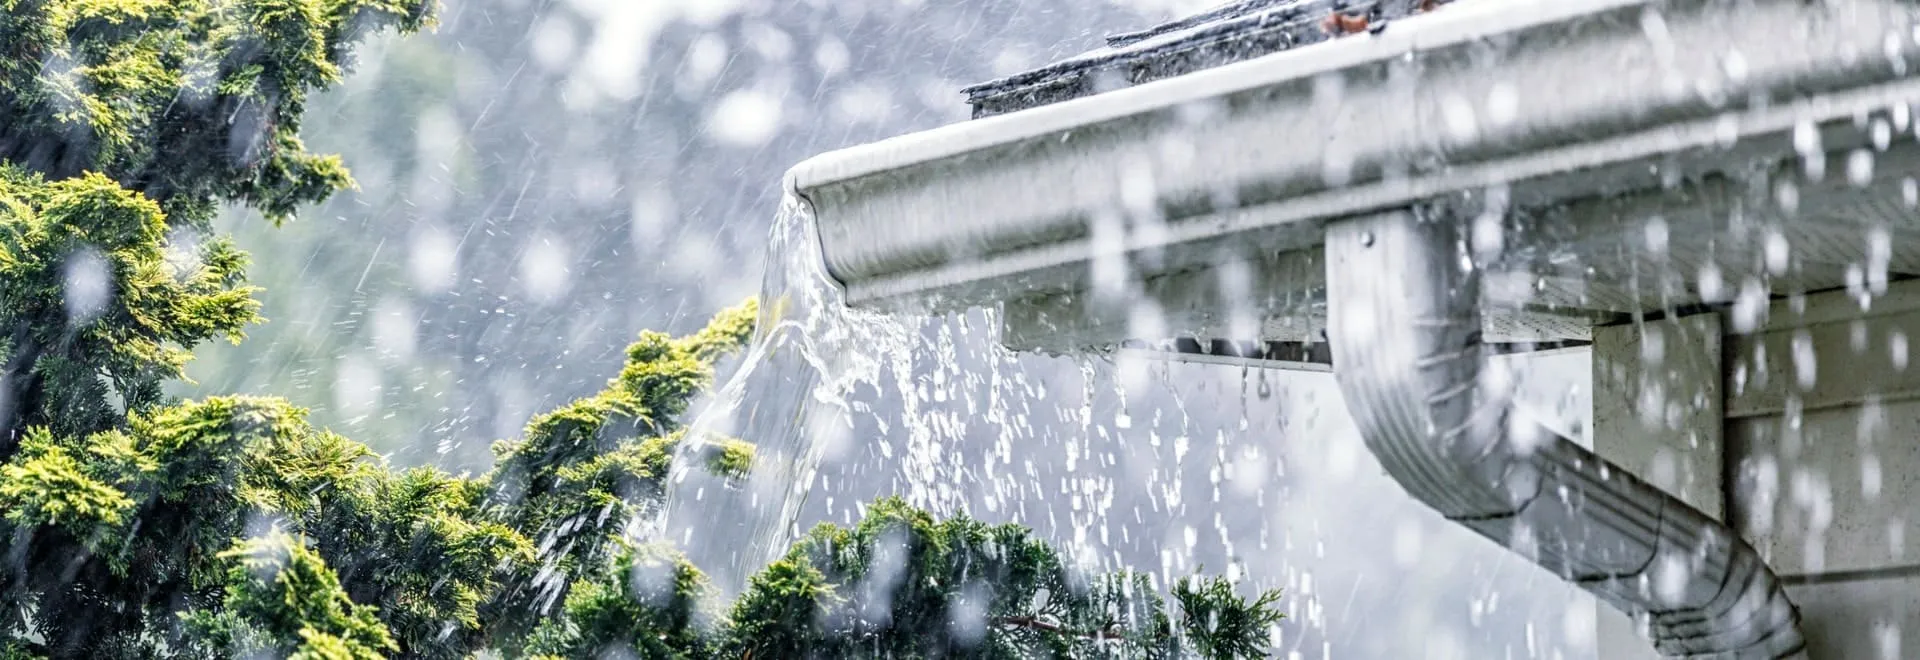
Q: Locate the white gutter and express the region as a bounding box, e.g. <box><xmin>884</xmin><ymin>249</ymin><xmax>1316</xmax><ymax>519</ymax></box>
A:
<box><xmin>1326</xmin><ymin>209</ymin><xmax>1803</xmax><ymax>658</ymax></box>
<box><xmin>786</xmin><ymin>0</ymin><xmax>1920</xmax><ymax>314</ymax></box>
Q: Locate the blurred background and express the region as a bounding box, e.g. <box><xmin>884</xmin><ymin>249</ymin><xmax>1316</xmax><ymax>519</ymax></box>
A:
<box><xmin>178</xmin><ymin>1</ymin><xmax>1602</xmax><ymax>656</ymax></box>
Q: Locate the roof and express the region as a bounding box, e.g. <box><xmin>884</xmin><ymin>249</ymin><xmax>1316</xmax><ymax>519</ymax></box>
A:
<box><xmin>962</xmin><ymin>0</ymin><xmax>1444</xmax><ymax>118</ymax></box>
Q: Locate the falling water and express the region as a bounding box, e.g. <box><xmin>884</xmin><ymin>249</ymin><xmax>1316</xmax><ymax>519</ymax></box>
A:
<box><xmin>653</xmin><ymin>193</ymin><xmax>909</xmax><ymax>594</ymax></box>
<box><xmin>645</xmin><ymin>192</ymin><xmax>1597</xmax><ymax>657</ymax></box>
<box><xmin>650</xmin><ymin>192</ymin><xmax>1196</xmax><ymax>597</ymax></box>
<box><xmin>655</xmin><ymin>193</ymin><xmax>1130</xmax><ymax>597</ymax></box>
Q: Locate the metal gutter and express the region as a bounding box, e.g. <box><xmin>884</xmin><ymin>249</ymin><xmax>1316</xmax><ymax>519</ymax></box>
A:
<box><xmin>785</xmin><ymin>0</ymin><xmax>1920</xmax><ymax>315</ymax></box>
<box><xmin>1326</xmin><ymin>209</ymin><xmax>1803</xmax><ymax>658</ymax></box>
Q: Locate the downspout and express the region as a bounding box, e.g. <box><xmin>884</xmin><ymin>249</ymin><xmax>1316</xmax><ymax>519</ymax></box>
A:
<box><xmin>1324</xmin><ymin>209</ymin><xmax>1804</xmax><ymax>658</ymax></box>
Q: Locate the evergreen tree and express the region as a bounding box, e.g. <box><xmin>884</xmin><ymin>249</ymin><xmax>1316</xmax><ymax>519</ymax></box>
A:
<box><xmin>0</xmin><ymin>1</ymin><xmax>1285</xmax><ymax>658</ymax></box>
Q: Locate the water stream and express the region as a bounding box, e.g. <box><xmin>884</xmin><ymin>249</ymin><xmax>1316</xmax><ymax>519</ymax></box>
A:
<box><xmin>649</xmin><ymin>193</ymin><xmax>1597</xmax><ymax>657</ymax></box>
<box><xmin>654</xmin><ymin>193</ymin><xmax>893</xmax><ymax>594</ymax></box>
<box><xmin>654</xmin><ymin>192</ymin><xmax>1134</xmax><ymax>596</ymax></box>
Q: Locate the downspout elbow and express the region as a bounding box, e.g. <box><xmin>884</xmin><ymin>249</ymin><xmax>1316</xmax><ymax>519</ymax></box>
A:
<box><xmin>1323</xmin><ymin>209</ymin><xmax>1805</xmax><ymax>658</ymax></box>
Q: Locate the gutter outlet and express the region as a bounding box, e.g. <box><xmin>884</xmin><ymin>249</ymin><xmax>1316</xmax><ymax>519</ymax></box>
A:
<box><xmin>1324</xmin><ymin>209</ymin><xmax>1804</xmax><ymax>658</ymax></box>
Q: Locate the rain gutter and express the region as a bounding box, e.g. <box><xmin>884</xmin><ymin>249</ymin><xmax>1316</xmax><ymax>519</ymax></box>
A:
<box><xmin>785</xmin><ymin>0</ymin><xmax>1920</xmax><ymax>315</ymax></box>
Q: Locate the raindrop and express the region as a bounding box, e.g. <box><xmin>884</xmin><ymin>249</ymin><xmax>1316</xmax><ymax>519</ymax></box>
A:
<box><xmin>409</xmin><ymin>223</ymin><xmax>459</xmax><ymax>293</ymax></box>
<box><xmin>1793</xmin><ymin>121</ymin><xmax>1825</xmax><ymax>181</ymax></box>
<box><xmin>528</xmin><ymin>14</ymin><xmax>578</xmax><ymax>71</ymax></box>
<box><xmin>1472</xmin><ymin>211</ymin><xmax>1505</xmax><ymax>260</ymax></box>
<box><xmin>1792</xmin><ymin>330</ymin><xmax>1817</xmax><ymax>391</ymax></box>
<box><xmin>1888</xmin><ymin>32</ymin><xmax>1909</xmax><ymax>75</ymax></box>
<box><xmin>1643</xmin><ymin>216</ymin><xmax>1669</xmax><ymax>255</ymax></box>
<box><xmin>1722</xmin><ymin>49</ymin><xmax>1749</xmax><ymax>82</ymax></box>
<box><xmin>1875</xmin><ymin>622</ymin><xmax>1902</xmax><ymax>660</ymax></box>
<box><xmin>1774</xmin><ymin>179</ymin><xmax>1800</xmax><ymax>213</ymax></box>
<box><xmin>519</xmin><ymin>236</ymin><xmax>571</xmax><ymax>304</ymax></box>
<box><xmin>1651</xmin><ymin>553</ymin><xmax>1691</xmax><ymax>606</ymax></box>
<box><xmin>706</xmin><ymin>89</ymin><xmax>785</xmax><ymax>148</ymax></box>
<box><xmin>1848</xmin><ymin>149</ymin><xmax>1876</xmax><ymax>186</ymax></box>
<box><xmin>1486</xmin><ymin>82</ymin><xmax>1519</xmax><ymax>127</ymax></box>
<box><xmin>1731</xmin><ymin>279</ymin><xmax>1769</xmax><ymax>333</ymax></box>
<box><xmin>1862</xmin><ymin>454</ymin><xmax>1883</xmax><ymax>499</ymax></box>
<box><xmin>1697</xmin><ymin>263</ymin><xmax>1726</xmax><ymax>302</ymax></box>
<box><xmin>1869</xmin><ymin>225</ymin><xmax>1893</xmax><ymax>294</ymax></box>
<box><xmin>1892</xmin><ymin>331</ymin><xmax>1909</xmax><ymax>370</ymax></box>
<box><xmin>1442</xmin><ymin>94</ymin><xmax>1479</xmax><ymax>142</ymax></box>
<box><xmin>333</xmin><ymin>353</ymin><xmax>382</xmax><ymax>418</ymax></box>
<box><xmin>1764</xmin><ymin>230</ymin><xmax>1791</xmax><ymax>275</ymax></box>
<box><xmin>371</xmin><ymin>297</ymin><xmax>417</xmax><ymax>360</ymax></box>
<box><xmin>62</xmin><ymin>248</ymin><xmax>111</xmax><ymax>325</ymax></box>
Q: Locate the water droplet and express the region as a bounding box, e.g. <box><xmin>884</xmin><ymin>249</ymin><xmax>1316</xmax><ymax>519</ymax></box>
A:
<box><xmin>1792</xmin><ymin>330</ymin><xmax>1818</xmax><ymax>391</ymax></box>
<box><xmin>1652</xmin><ymin>552</ymin><xmax>1691</xmax><ymax>606</ymax></box>
<box><xmin>1793</xmin><ymin>120</ymin><xmax>1823</xmax><ymax>157</ymax></box>
<box><xmin>1794</xmin><ymin>122</ymin><xmax>1827</xmax><ymax>182</ymax></box>
<box><xmin>1849</xmin><ymin>149</ymin><xmax>1876</xmax><ymax>186</ymax></box>
<box><xmin>1863</xmin><ymin>454</ymin><xmax>1883</xmax><ymax>499</ymax></box>
<box><xmin>1765</xmin><ymin>230</ymin><xmax>1791</xmax><ymax>275</ymax></box>
<box><xmin>1442</xmin><ymin>94</ymin><xmax>1479</xmax><ymax>142</ymax></box>
<box><xmin>1774</xmin><ymin>179</ymin><xmax>1800</xmax><ymax>213</ymax></box>
<box><xmin>1644</xmin><ymin>216</ymin><xmax>1669</xmax><ymax>255</ymax></box>
<box><xmin>1697</xmin><ymin>263</ymin><xmax>1726</xmax><ymax>301</ymax></box>
<box><xmin>1486</xmin><ymin>82</ymin><xmax>1519</xmax><ymax>127</ymax></box>
<box><xmin>61</xmin><ymin>248</ymin><xmax>111</xmax><ymax>325</ymax></box>
<box><xmin>1892</xmin><ymin>331</ymin><xmax>1909</xmax><ymax>370</ymax></box>
<box><xmin>1723</xmin><ymin>49</ymin><xmax>1749</xmax><ymax>82</ymax></box>
<box><xmin>1732</xmin><ymin>279</ymin><xmax>1770</xmax><ymax>333</ymax></box>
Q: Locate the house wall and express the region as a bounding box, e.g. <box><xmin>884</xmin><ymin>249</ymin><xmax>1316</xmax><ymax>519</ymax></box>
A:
<box><xmin>1590</xmin><ymin>282</ymin><xmax>1920</xmax><ymax>659</ymax></box>
<box><xmin>1590</xmin><ymin>313</ymin><xmax>1725</xmax><ymax>660</ymax></box>
<box><xmin>1722</xmin><ymin>284</ymin><xmax>1920</xmax><ymax>659</ymax></box>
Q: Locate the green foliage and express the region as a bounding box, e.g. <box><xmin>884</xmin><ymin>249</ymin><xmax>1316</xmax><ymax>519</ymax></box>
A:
<box><xmin>723</xmin><ymin>497</ymin><xmax>1186</xmax><ymax>659</ymax></box>
<box><xmin>0</xmin><ymin>0</ymin><xmax>433</xmax><ymax>225</ymax></box>
<box><xmin>558</xmin><ymin>497</ymin><xmax>1284</xmax><ymax>659</ymax></box>
<box><xmin>0</xmin><ymin>639</ymin><xmax>43</xmax><ymax>660</ymax></box>
<box><xmin>1174</xmin><ymin>575</ymin><xmax>1286</xmax><ymax>660</ymax></box>
<box><xmin>0</xmin><ymin>166</ymin><xmax>260</xmax><ymax>443</ymax></box>
<box><xmin>0</xmin><ymin>305</ymin><xmax>760</xmax><ymax>657</ymax></box>
<box><xmin>707</xmin><ymin>437</ymin><xmax>754</xmax><ymax>478</ymax></box>
<box><xmin>0</xmin><ymin>427</ymin><xmax>133</xmax><ymax>541</ymax></box>
<box><xmin>180</xmin><ymin>530</ymin><xmax>397</xmax><ymax>660</ymax></box>
<box><xmin>484</xmin><ymin>299</ymin><xmax>758</xmax><ymax>571</ymax></box>
<box><xmin>526</xmin><ymin>543</ymin><xmax>716</xmax><ymax>659</ymax></box>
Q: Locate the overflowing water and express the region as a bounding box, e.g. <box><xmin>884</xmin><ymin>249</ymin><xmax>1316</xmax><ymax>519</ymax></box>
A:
<box><xmin>643</xmin><ymin>193</ymin><xmax>1598</xmax><ymax>658</ymax></box>
<box><xmin>654</xmin><ymin>193</ymin><xmax>900</xmax><ymax>592</ymax></box>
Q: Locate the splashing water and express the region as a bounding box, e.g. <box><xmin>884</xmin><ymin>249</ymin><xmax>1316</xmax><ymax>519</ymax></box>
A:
<box><xmin>653</xmin><ymin>193</ymin><xmax>908</xmax><ymax>594</ymax></box>
<box><xmin>643</xmin><ymin>194</ymin><xmax>1594</xmax><ymax>659</ymax></box>
<box><xmin>652</xmin><ymin>193</ymin><xmax>1147</xmax><ymax>596</ymax></box>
